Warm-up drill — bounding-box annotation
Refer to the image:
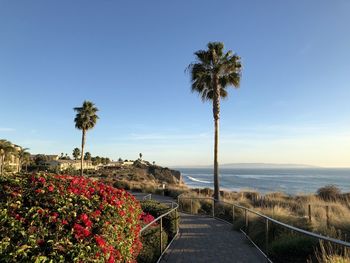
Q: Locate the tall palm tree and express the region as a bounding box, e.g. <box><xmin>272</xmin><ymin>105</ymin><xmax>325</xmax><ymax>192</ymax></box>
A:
<box><xmin>188</xmin><ymin>42</ymin><xmax>242</xmax><ymax>201</ymax></box>
<box><xmin>0</xmin><ymin>140</ymin><xmax>15</xmax><ymax>176</ymax></box>
<box><xmin>16</xmin><ymin>147</ymin><xmax>30</xmax><ymax>173</ymax></box>
<box><xmin>74</xmin><ymin>101</ymin><xmax>99</xmax><ymax>176</ymax></box>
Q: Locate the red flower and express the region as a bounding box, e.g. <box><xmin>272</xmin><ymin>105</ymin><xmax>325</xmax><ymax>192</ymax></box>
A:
<box><xmin>80</xmin><ymin>213</ymin><xmax>92</xmax><ymax>228</ymax></box>
<box><xmin>91</xmin><ymin>210</ymin><xmax>101</xmax><ymax>218</ymax></box>
<box><xmin>119</xmin><ymin>210</ymin><xmax>126</xmax><ymax>217</ymax></box>
<box><xmin>108</xmin><ymin>254</ymin><xmax>115</xmax><ymax>263</ymax></box>
<box><xmin>35</xmin><ymin>189</ymin><xmax>43</xmax><ymax>194</ymax></box>
<box><xmin>51</xmin><ymin>212</ymin><xmax>59</xmax><ymax>218</ymax></box>
<box><xmin>88</xmin><ymin>187</ymin><xmax>95</xmax><ymax>194</ymax></box>
<box><xmin>37</xmin><ymin>239</ymin><xmax>45</xmax><ymax>246</ymax></box>
<box><xmin>83</xmin><ymin>228</ymin><xmax>91</xmax><ymax>237</ymax></box>
<box><xmin>73</xmin><ymin>223</ymin><xmax>91</xmax><ymax>240</ymax></box>
<box><xmin>62</xmin><ymin>219</ymin><xmax>68</xmax><ymax>225</ymax></box>
<box><xmin>15</xmin><ymin>214</ymin><xmax>21</xmax><ymax>220</ymax></box>
<box><xmin>141</xmin><ymin>213</ymin><xmax>155</xmax><ymax>224</ymax></box>
<box><xmin>38</xmin><ymin>177</ymin><xmax>46</xmax><ymax>184</ymax></box>
<box><xmin>48</xmin><ymin>185</ymin><xmax>54</xmax><ymax>192</ymax></box>
<box><xmin>94</xmin><ymin>235</ymin><xmax>106</xmax><ymax>248</ymax></box>
<box><xmin>80</xmin><ymin>213</ymin><xmax>89</xmax><ymax>222</ymax></box>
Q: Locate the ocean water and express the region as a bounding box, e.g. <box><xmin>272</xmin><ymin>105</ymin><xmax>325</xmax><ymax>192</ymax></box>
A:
<box><xmin>176</xmin><ymin>168</ymin><xmax>350</xmax><ymax>195</ymax></box>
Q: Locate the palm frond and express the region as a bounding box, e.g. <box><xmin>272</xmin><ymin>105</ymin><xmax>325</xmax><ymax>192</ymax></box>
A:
<box><xmin>74</xmin><ymin>100</ymin><xmax>99</xmax><ymax>131</ymax></box>
<box><xmin>187</xmin><ymin>42</ymin><xmax>242</xmax><ymax>103</ymax></box>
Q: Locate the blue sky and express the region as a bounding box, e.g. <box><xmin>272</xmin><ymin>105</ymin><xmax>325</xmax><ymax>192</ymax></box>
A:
<box><xmin>1</xmin><ymin>1</ymin><xmax>350</xmax><ymax>167</ymax></box>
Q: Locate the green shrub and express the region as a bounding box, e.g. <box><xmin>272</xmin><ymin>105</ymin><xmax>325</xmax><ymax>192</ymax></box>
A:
<box><xmin>179</xmin><ymin>198</ymin><xmax>198</xmax><ymax>214</ymax></box>
<box><xmin>214</xmin><ymin>202</ymin><xmax>233</xmax><ymax>222</ymax></box>
<box><xmin>142</xmin><ymin>185</ymin><xmax>156</xmax><ymax>194</ymax></box>
<box><xmin>138</xmin><ymin>225</ymin><xmax>168</xmax><ymax>263</ymax></box>
<box><xmin>317</xmin><ymin>185</ymin><xmax>341</xmax><ymax>201</ymax></box>
<box><xmin>269</xmin><ymin>233</ymin><xmax>317</xmax><ymax>263</ymax></box>
<box><xmin>140</xmin><ymin>200</ymin><xmax>178</xmax><ymax>239</ymax></box>
<box><xmin>113</xmin><ymin>180</ymin><xmax>131</xmax><ymax>190</ymax></box>
<box><xmin>0</xmin><ymin>173</ymin><xmax>142</xmax><ymax>262</ymax></box>
<box><xmin>198</xmin><ymin>199</ymin><xmax>213</xmax><ymax>215</ymax></box>
<box><xmin>164</xmin><ymin>188</ymin><xmax>186</xmax><ymax>198</ymax></box>
<box><xmin>139</xmin><ymin>200</ymin><xmax>177</xmax><ymax>263</ymax></box>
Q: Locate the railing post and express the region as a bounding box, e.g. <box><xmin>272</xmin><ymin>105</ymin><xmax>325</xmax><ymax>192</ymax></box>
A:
<box><xmin>175</xmin><ymin>208</ymin><xmax>178</xmax><ymax>234</ymax></box>
<box><xmin>232</xmin><ymin>205</ymin><xmax>235</xmax><ymax>224</ymax></box>
<box><xmin>308</xmin><ymin>204</ymin><xmax>312</xmax><ymax>223</ymax></box>
<box><xmin>245</xmin><ymin>209</ymin><xmax>248</xmax><ymax>233</ymax></box>
<box><xmin>160</xmin><ymin>217</ymin><xmax>163</xmax><ymax>254</ymax></box>
<box><xmin>212</xmin><ymin>199</ymin><xmax>215</xmax><ymax>217</ymax></box>
<box><xmin>190</xmin><ymin>199</ymin><xmax>193</xmax><ymax>214</ymax></box>
<box><xmin>265</xmin><ymin>218</ymin><xmax>269</xmax><ymax>255</ymax></box>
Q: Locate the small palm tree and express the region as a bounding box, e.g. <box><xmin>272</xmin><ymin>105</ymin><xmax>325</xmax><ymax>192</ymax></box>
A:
<box><xmin>187</xmin><ymin>42</ymin><xmax>242</xmax><ymax>201</ymax></box>
<box><xmin>0</xmin><ymin>140</ymin><xmax>15</xmax><ymax>176</ymax></box>
<box><xmin>22</xmin><ymin>153</ymin><xmax>31</xmax><ymax>173</ymax></box>
<box><xmin>72</xmin><ymin>147</ymin><xmax>81</xmax><ymax>160</ymax></box>
<box><xmin>16</xmin><ymin>147</ymin><xmax>30</xmax><ymax>173</ymax></box>
<box><xmin>84</xmin><ymin>152</ymin><xmax>91</xmax><ymax>161</ymax></box>
<box><xmin>74</xmin><ymin>101</ymin><xmax>99</xmax><ymax>176</ymax></box>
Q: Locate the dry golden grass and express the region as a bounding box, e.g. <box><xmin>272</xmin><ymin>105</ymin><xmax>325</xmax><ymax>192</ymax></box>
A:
<box><xmin>181</xmin><ymin>188</ymin><xmax>350</xmax><ymax>262</ymax></box>
<box><xmin>183</xmin><ymin>188</ymin><xmax>350</xmax><ymax>239</ymax></box>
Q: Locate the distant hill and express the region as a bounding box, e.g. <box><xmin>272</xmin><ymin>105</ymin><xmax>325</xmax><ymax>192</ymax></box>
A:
<box><xmin>220</xmin><ymin>163</ymin><xmax>319</xmax><ymax>169</ymax></box>
<box><xmin>174</xmin><ymin>163</ymin><xmax>319</xmax><ymax>169</ymax></box>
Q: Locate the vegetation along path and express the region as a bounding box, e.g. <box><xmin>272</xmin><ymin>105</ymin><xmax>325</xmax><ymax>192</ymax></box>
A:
<box><xmin>160</xmin><ymin>212</ymin><xmax>266</xmax><ymax>263</ymax></box>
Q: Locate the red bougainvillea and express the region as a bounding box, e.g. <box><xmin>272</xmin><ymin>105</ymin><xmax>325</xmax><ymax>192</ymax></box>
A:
<box><xmin>0</xmin><ymin>173</ymin><xmax>143</xmax><ymax>262</ymax></box>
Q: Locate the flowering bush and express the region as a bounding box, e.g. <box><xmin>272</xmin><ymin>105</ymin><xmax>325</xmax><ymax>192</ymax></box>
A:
<box><xmin>140</xmin><ymin>212</ymin><xmax>155</xmax><ymax>225</ymax></box>
<box><xmin>0</xmin><ymin>173</ymin><xmax>143</xmax><ymax>262</ymax></box>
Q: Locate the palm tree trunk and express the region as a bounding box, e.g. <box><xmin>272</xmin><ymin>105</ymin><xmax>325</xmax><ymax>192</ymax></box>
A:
<box><xmin>80</xmin><ymin>129</ymin><xmax>86</xmax><ymax>176</ymax></box>
<box><xmin>214</xmin><ymin>118</ymin><xmax>220</xmax><ymax>201</ymax></box>
<box><xmin>1</xmin><ymin>155</ymin><xmax>4</xmax><ymax>176</ymax></box>
<box><xmin>18</xmin><ymin>158</ymin><xmax>21</xmax><ymax>173</ymax></box>
<box><xmin>213</xmin><ymin>76</ymin><xmax>220</xmax><ymax>201</ymax></box>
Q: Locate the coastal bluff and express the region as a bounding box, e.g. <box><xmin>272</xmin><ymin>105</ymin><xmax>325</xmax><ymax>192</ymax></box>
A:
<box><xmin>95</xmin><ymin>160</ymin><xmax>184</xmax><ymax>186</ymax></box>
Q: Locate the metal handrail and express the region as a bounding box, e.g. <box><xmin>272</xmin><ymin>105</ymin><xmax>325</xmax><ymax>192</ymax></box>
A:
<box><xmin>142</xmin><ymin>193</ymin><xmax>152</xmax><ymax>200</ymax></box>
<box><xmin>139</xmin><ymin>198</ymin><xmax>179</xmax><ymax>263</ymax></box>
<box><xmin>219</xmin><ymin>200</ymin><xmax>350</xmax><ymax>247</ymax></box>
<box><xmin>141</xmin><ymin>201</ymin><xmax>179</xmax><ymax>232</ymax></box>
<box><xmin>178</xmin><ymin>195</ymin><xmax>350</xmax><ymax>262</ymax></box>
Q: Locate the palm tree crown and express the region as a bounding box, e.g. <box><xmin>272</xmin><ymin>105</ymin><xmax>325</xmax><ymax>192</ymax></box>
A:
<box><xmin>74</xmin><ymin>100</ymin><xmax>99</xmax><ymax>176</ymax></box>
<box><xmin>188</xmin><ymin>42</ymin><xmax>242</xmax><ymax>201</ymax></box>
<box><xmin>16</xmin><ymin>147</ymin><xmax>30</xmax><ymax>173</ymax></box>
<box><xmin>74</xmin><ymin>101</ymin><xmax>99</xmax><ymax>131</ymax></box>
<box><xmin>0</xmin><ymin>140</ymin><xmax>15</xmax><ymax>176</ymax></box>
<box><xmin>189</xmin><ymin>42</ymin><xmax>241</xmax><ymax>105</ymax></box>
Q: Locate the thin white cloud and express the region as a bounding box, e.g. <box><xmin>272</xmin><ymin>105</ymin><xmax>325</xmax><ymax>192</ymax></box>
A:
<box><xmin>0</xmin><ymin>128</ymin><xmax>15</xmax><ymax>132</ymax></box>
<box><xmin>112</xmin><ymin>132</ymin><xmax>211</xmax><ymax>141</ymax></box>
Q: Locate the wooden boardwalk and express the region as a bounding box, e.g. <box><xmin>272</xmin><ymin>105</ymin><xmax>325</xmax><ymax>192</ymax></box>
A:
<box><xmin>133</xmin><ymin>193</ymin><xmax>266</xmax><ymax>263</ymax></box>
<box><xmin>159</xmin><ymin>213</ymin><xmax>266</xmax><ymax>263</ymax></box>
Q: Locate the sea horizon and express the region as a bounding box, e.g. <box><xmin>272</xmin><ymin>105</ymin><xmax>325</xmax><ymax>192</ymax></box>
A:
<box><xmin>175</xmin><ymin>167</ymin><xmax>350</xmax><ymax>195</ymax></box>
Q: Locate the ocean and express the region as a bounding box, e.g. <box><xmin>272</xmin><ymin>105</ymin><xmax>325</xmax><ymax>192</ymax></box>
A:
<box><xmin>176</xmin><ymin>168</ymin><xmax>350</xmax><ymax>195</ymax></box>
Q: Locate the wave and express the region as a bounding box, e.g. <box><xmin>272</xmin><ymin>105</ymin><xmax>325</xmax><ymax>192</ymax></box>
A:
<box><xmin>187</xmin><ymin>176</ymin><xmax>212</xmax><ymax>184</ymax></box>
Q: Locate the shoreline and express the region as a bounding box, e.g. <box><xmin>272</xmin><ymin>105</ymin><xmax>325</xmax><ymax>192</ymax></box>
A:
<box><xmin>178</xmin><ymin>167</ymin><xmax>350</xmax><ymax>196</ymax></box>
